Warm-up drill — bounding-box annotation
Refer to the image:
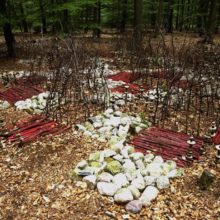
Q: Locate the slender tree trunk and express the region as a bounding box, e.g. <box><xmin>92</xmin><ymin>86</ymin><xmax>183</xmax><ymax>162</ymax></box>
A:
<box><xmin>20</xmin><ymin>2</ymin><xmax>28</xmax><ymax>32</ymax></box>
<box><xmin>39</xmin><ymin>0</ymin><xmax>47</xmax><ymax>34</ymax></box>
<box><xmin>204</xmin><ymin>0</ymin><xmax>218</xmax><ymax>43</ymax></box>
<box><xmin>154</xmin><ymin>0</ymin><xmax>163</xmax><ymax>36</ymax></box>
<box><xmin>176</xmin><ymin>0</ymin><xmax>180</xmax><ymax>30</ymax></box>
<box><xmin>197</xmin><ymin>0</ymin><xmax>209</xmax><ymax>36</ymax></box>
<box><xmin>120</xmin><ymin>0</ymin><xmax>127</xmax><ymax>33</ymax></box>
<box><xmin>3</xmin><ymin>23</ymin><xmax>15</xmax><ymax>57</ymax></box>
<box><xmin>93</xmin><ymin>0</ymin><xmax>101</xmax><ymax>38</ymax></box>
<box><xmin>62</xmin><ymin>0</ymin><xmax>68</xmax><ymax>33</ymax></box>
<box><xmin>134</xmin><ymin>0</ymin><xmax>143</xmax><ymax>45</ymax></box>
<box><xmin>0</xmin><ymin>0</ymin><xmax>15</xmax><ymax>57</ymax></box>
<box><xmin>167</xmin><ymin>0</ymin><xmax>173</xmax><ymax>33</ymax></box>
<box><xmin>179</xmin><ymin>0</ymin><xmax>185</xmax><ymax>31</ymax></box>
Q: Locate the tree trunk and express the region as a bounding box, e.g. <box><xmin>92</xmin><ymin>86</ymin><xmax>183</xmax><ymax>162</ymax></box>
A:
<box><xmin>204</xmin><ymin>0</ymin><xmax>218</xmax><ymax>43</ymax></box>
<box><xmin>179</xmin><ymin>0</ymin><xmax>185</xmax><ymax>31</ymax></box>
<box><xmin>154</xmin><ymin>0</ymin><xmax>163</xmax><ymax>36</ymax></box>
<box><xmin>120</xmin><ymin>0</ymin><xmax>127</xmax><ymax>33</ymax></box>
<box><xmin>39</xmin><ymin>0</ymin><xmax>47</xmax><ymax>34</ymax></box>
<box><xmin>20</xmin><ymin>2</ymin><xmax>28</xmax><ymax>32</ymax></box>
<box><xmin>167</xmin><ymin>0</ymin><xmax>173</xmax><ymax>33</ymax></box>
<box><xmin>62</xmin><ymin>0</ymin><xmax>68</xmax><ymax>33</ymax></box>
<box><xmin>93</xmin><ymin>0</ymin><xmax>101</xmax><ymax>38</ymax></box>
<box><xmin>134</xmin><ymin>0</ymin><xmax>143</xmax><ymax>45</ymax></box>
<box><xmin>197</xmin><ymin>0</ymin><xmax>209</xmax><ymax>36</ymax></box>
<box><xmin>0</xmin><ymin>0</ymin><xmax>15</xmax><ymax>57</ymax></box>
<box><xmin>176</xmin><ymin>0</ymin><xmax>180</xmax><ymax>30</ymax></box>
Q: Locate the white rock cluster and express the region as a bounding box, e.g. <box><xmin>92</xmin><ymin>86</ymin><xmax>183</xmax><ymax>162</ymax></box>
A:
<box><xmin>0</xmin><ymin>70</ymin><xmax>30</xmax><ymax>82</ymax></box>
<box><xmin>71</xmin><ymin>146</ymin><xmax>183</xmax><ymax>213</ymax></box>
<box><xmin>76</xmin><ymin>108</ymin><xmax>149</xmax><ymax>144</ymax></box>
<box><xmin>0</xmin><ymin>100</ymin><xmax>10</xmax><ymax>109</ymax></box>
<box><xmin>15</xmin><ymin>92</ymin><xmax>51</xmax><ymax>114</ymax></box>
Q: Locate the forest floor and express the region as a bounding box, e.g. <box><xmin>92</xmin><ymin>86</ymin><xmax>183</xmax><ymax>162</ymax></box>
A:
<box><xmin>0</xmin><ymin>35</ymin><xmax>220</xmax><ymax>220</ymax></box>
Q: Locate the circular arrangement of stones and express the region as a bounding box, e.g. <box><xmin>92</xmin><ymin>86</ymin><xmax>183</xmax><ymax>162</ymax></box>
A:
<box><xmin>70</xmin><ymin>145</ymin><xmax>183</xmax><ymax>213</ymax></box>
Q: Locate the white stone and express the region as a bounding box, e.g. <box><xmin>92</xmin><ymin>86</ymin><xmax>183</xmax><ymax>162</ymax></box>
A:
<box><xmin>84</xmin><ymin>131</ymin><xmax>92</xmax><ymax>137</ymax></box>
<box><xmin>123</xmin><ymin>159</ymin><xmax>136</xmax><ymax>173</ymax></box>
<box><xmin>128</xmin><ymin>185</ymin><xmax>141</xmax><ymax>199</ymax></box>
<box><xmin>117</xmin><ymin>125</ymin><xmax>130</xmax><ymax>137</ymax></box>
<box><xmin>113</xmin><ymin>154</ymin><xmax>124</xmax><ymax>163</ymax></box>
<box><xmin>104</xmin><ymin>108</ymin><xmax>113</xmax><ymax>116</ymax></box>
<box><xmin>152</xmin><ymin>156</ymin><xmax>164</xmax><ymax>164</ymax></box>
<box><xmin>121</xmin><ymin>148</ymin><xmax>129</xmax><ymax>159</ymax></box>
<box><xmin>113</xmin><ymin>173</ymin><xmax>129</xmax><ymax>188</ymax></box>
<box><xmin>144</xmin><ymin>176</ymin><xmax>157</xmax><ymax>186</ymax></box>
<box><xmin>93</xmin><ymin>122</ymin><xmax>102</xmax><ymax>128</ymax></box>
<box><xmin>103</xmin><ymin>149</ymin><xmax>117</xmax><ymax>158</ymax></box>
<box><xmin>156</xmin><ymin>176</ymin><xmax>170</xmax><ymax>189</ymax></box>
<box><xmin>124</xmin><ymin>145</ymin><xmax>135</xmax><ymax>154</ymax></box>
<box><xmin>130</xmin><ymin>152</ymin><xmax>144</xmax><ymax>161</ymax></box>
<box><xmin>146</xmin><ymin>163</ymin><xmax>162</xmax><ymax>177</ymax></box>
<box><xmin>114</xmin><ymin>111</ymin><xmax>122</xmax><ymax>117</ymax></box>
<box><xmin>76</xmin><ymin>160</ymin><xmax>88</xmax><ymax>169</ymax></box>
<box><xmin>135</xmin><ymin>159</ymin><xmax>145</xmax><ymax>170</ymax></box>
<box><xmin>97</xmin><ymin>172</ymin><xmax>113</xmax><ymax>183</ymax></box>
<box><xmin>120</xmin><ymin>117</ymin><xmax>131</xmax><ymax>126</ymax></box>
<box><xmin>139</xmin><ymin>186</ymin><xmax>159</xmax><ymax>206</ymax></box>
<box><xmin>144</xmin><ymin>153</ymin><xmax>155</xmax><ymax>163</ymax></box>
<box><xmin>167</xmin><ymin>169</ymin><xmax>178</xmax><ymax>178</ymax></box>
<box><xmin>114</xmin><ymin>188</ymin><xmax>133</xmax><ymax>203</ymax></box>
<box><xmin>97</xmin><ymin>182</ymin><xmax>118</xmax><ymax>196</ymax></box>
<box><xmin>83</xmin><ymin>175</ymin><xmax>97</xmax><ymax>188</ymax></box>
<box><xmin>131</xmin><ymin>175</ymin><xmax>146</xmax><ymax>191</ymax></box>
<box><xmin>125</xmin><ymin>200</ymin><xmax>143</xmax><ymax>213</ymax></box>
<box><xmin>135</xmin><ymin>126</ymin><xmax>142</xmax><ymax>133</ymax></box>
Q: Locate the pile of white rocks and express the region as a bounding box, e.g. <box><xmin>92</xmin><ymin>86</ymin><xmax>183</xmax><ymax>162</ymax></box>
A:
<box><xmin>71</xmin><ymin>145</ymin><xmax>183</xmax><ymax>213</ymax></box>
<box><xmin>15</xmin><ymin>92</ymin><xmax>51</xmax><ymax>114</ymax></box>
<box><xmin>0</xmin><ymin>100</ymin><xmax>10</xmax><ymax>109</ymax></box>
<box><xmin>76</xmin><ymin>108</ymin><xmax>149</xmax><ymax>144</ymax></box>
<box><xmin>0</xmin><ymin>71</ymin><xmax>30</xmax><ymax>83</ymax></box>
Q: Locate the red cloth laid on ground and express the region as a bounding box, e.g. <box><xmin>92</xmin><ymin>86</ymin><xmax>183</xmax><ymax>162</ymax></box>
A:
<box><xmin>108</xmin><ymin>71</ymin><xmax>142</xmax><ymax>83</ymax></box>
<box><xmin>129</xmin><ymin>127</ymin><xmax>204</xmax><ymax>167</ymax></box>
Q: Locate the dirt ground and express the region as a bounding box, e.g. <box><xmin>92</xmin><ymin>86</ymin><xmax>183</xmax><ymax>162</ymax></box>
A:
<box><xmin>0</xmin><ymin>34</ymin><xmax>220</xmax><ymax>220</ymax></box>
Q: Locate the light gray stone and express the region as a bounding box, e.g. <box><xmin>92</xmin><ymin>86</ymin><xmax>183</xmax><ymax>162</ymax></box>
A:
<box><xmin>121</xmin><ymin>148</ymin><xmax>129</xmax><ymax>159</ymax></box>
<box><xmin>144</xmin><ymin>176</ymin><xmax>157</xmax><ymax>186</ymax></box>
<box><xmin>152</xmin><ymin>156</ymin><xmax>164</xmax><ymax>164</ymax></box>
<box><xmin>146</xmin><ymin>163</ymin><xmax>162</xmax><ymax>177</ymax></box>
<box><xmin>123</xmin><ymin>159</ymin><xmax>136</xmax><ymax>173</ymax></box>
<box><xmin>125</xmin><ymin>200</ymin><xmax>143</xmax><ymax>213</ymax></box>
<box><xmin>156</xmin><ymin>176</ymin><xmax>170</xmax><ymax>189</ymax></box>
<box><xmin>97</xmin><ymin>172</ymin><xmax>113</xmax><ymax>183</ymax></box>
<box><xmin>113</xmin><ymin>154</ymin><xmax>124</xmax><ymax>163</ymax></box>
<box><xmin>93</xmin><ymin>122</ymin><xmax>102</xmax><ymax>128</ymax></box>
<box><xmin>114</xmin><ymin>188</ymin><xmax>133</xmax><ymax>203</ymax></box>
<box><xmin>131</xmin><ymin>175</ymin><xmax>146</xmax><ymax>191</ymax></box>
<box><xmin>128</xmin><ymin>185</ymin><xmax>141</xmax><ymax>199</ymax></box>
<box><xmin>135</xmin><ymin>159</ymin><xmax>145</xmax><ymax>170</ymax></box>
<box><xmin>130</xmin><ymin>152</ymin><xmax>144</xmax><ymax>161</ymax></box>
<box><xmin>144</xmin><ymin>153</ymin><xmax>155</xmax><ymax>163</ymax></box>
<box><xmin>103</xmin><ymin>149</ymin><xmax>117</xmax><ymax>158</ymax></box>
<box><xmin>83</xmin><ymin>175</ymin><xmax>97</xmax><ymax>189</ymax></box>
<box><xmin>113</xmin><ymin>173</ymin><xmax>129</xmax><ymax>188</ymax></box>
<box><xmin>76</xmin><ymin>160</ymin><xmax>88</xmax><ymax>169</ymax></box>
<box><xmin>139</xmin><ymin>186</ymin><xmax>159</xmax><ymax>206</ymax></box>
<box><xmin>97</xmin><ymin>182</ymin><xmax>118</xmax><ymax>196</ymax></box>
